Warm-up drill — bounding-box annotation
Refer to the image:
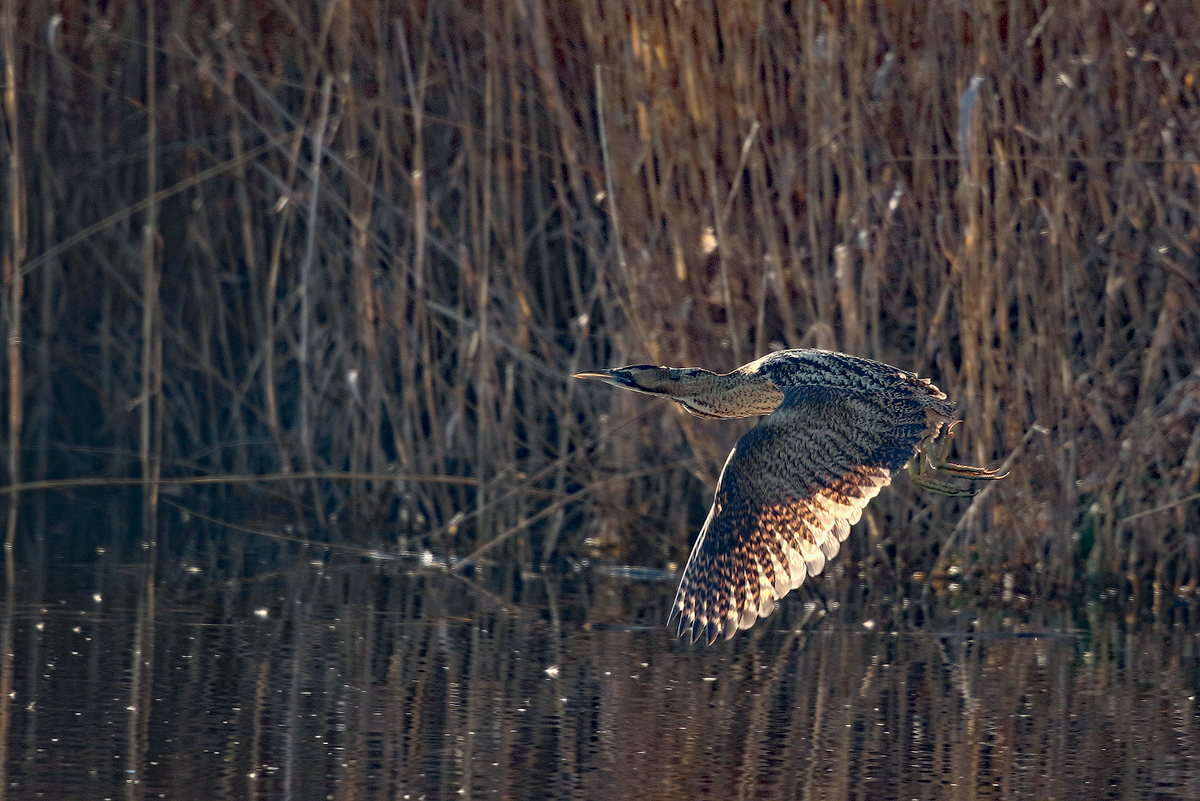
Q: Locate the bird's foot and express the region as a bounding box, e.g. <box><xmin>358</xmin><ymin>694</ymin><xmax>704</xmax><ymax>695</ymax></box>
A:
<box><xmin>907</xmin><ymin>460</ymin><xmax>978</xmax><ymax>497</ymax></box>
<box><xmin>910</xmin><ymin>422</ymin><xmax>1009</xmax><ymax>495</ymax></box>
<box><xmin>928</xmin><ymin>421</ymin><xmax>1009</xmax><ymax>479</ymax></box>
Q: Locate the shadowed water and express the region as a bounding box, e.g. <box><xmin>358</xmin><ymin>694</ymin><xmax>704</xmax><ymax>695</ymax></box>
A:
<box><xmin>2</xmin><ymin>520</ymin><xmax>1199</xmax><ymax>800</ymax></box>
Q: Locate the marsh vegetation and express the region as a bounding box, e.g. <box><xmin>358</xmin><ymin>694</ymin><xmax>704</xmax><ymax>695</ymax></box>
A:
<box><xmin>2</xmin><ymin>0</ymin><xmax>1199</xmax><ymax>603</ymax></box>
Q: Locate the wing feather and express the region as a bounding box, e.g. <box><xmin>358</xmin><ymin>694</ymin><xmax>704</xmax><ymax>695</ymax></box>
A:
<box><xmin>669</xmin><ymin>384</ymin><xmax>935</xmax><ymax>644</ymax></box>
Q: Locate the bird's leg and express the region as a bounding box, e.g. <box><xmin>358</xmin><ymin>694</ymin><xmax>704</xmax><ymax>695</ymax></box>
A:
<box><xmin>908</xmin><ymin>423</ymin><xmax>1007</xmax><ymax>496</ymax></box>
<box><xmin>907</xmin><ymin>454</ymin><xmax>976</xmax><ymax>497</ymax></box>
<box><xmin>925</xmin><ymin>421</ymin><xmax>1009</xmax><ymax>480</ymax></box>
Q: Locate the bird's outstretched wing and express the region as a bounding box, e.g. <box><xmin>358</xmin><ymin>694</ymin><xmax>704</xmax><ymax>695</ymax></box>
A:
<box><xmin>669</xmin><ymin>384</ymin><xmax>937</xmax><ymax>644</ymax></box>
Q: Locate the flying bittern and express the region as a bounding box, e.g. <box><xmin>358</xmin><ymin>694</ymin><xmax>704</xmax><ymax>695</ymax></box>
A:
<box><xmin>574</xmin><ymin>349</ymin><xmax>1006</xmax><ymax>645</ymax></box>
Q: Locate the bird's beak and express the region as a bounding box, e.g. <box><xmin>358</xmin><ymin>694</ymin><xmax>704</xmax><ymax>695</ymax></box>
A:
<box><xmin>571</xmin><ymin>369</ymin><xmax>615</xmax><ymax>380</ymax></box>
<box><xmin>572</xmin><ymin>369</ymin><xmax>632</xmax><ymax>389</ymax></box>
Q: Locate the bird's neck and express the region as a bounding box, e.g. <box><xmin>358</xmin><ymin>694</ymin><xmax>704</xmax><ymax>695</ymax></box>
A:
<box><xmin>672</xmin><ymin>368</ymin><xmax>784</xmax><ymax>419</ymax></box>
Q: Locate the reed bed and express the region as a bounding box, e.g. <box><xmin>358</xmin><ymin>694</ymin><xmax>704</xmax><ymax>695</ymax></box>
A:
<box><xmin>0</xmin><ymin>0</ymin><xmax>1197</xmax><ymax>596</ymax></box>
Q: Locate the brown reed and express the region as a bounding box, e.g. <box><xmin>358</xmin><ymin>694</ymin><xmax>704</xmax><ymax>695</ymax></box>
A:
<box><xmin>0</xmin><ymin>0</ymin><xmax>1197</xmax><ymax>598</ymax></box>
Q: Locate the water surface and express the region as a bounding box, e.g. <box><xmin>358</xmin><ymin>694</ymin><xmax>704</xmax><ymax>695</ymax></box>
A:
<box><xmin>2</xmin><ymin>523</ymin><xmax>1198</xmax><ymax>799</ymax></box>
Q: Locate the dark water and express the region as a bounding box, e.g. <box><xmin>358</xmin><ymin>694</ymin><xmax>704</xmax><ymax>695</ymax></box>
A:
<box><xmin>2</xmin><ymin>520</ymin><xmax>1200</xmax><ymax>800</ymax></box>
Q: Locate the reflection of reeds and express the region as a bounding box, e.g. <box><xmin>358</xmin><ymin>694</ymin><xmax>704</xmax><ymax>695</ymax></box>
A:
<box><xmin>11</xmin><ymin>552</ymin><xmax>1200</xmax><ymax>797</ymax></box>
<box><xmin>4</xmin><ymin>2</ymin><xmax>1199</xmax><ymax>592</ymax></box>
<box><xmin>2</xmin><ymin>0</ymin><xmax>25</xmax><ymax>554</ymax></box>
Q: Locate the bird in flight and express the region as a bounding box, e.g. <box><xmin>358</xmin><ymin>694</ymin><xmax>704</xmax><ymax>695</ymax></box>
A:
<box><xmin>574</xmin><ymin>349</ymin><xmax>1005</xmax><ymax>644</ymax></box>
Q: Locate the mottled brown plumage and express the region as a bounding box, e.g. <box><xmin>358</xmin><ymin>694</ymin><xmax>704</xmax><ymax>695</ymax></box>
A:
<box><xmin>574</xmin><ymin>349</ymin><xmax>1005</xmax><ymax>645</ymax></box>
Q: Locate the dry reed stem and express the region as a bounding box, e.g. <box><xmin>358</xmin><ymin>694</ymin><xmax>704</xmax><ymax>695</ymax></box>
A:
<box><xmin>297</xmin><ymin>74</ymin><xmax>333</xmax><ymax>525</ymax></box>
<box><xmin>1</xmin><ymin>0</ymin><xmax>23</xmax><ymax>555</ymax></box>
<box><xmin>0</xmin><ymin>0</ymin><xmax>24</xmax><ymax>778</ymax></box>
<box><xmin>138</xmin><ymin>0</ymin><xmax>160</xmax><ymax>541</ymax></box>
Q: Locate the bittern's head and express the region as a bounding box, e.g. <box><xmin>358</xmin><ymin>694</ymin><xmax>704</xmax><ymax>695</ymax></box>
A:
<box><xmin>572</xmin><ymin>365</ymin><xmax>723</xmax><ymax>417</ymax></box>
<box><xmin>572</xmin><ymin>365</ymin><xmax>672</xmax><ymax>393</ymax></box>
